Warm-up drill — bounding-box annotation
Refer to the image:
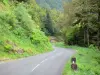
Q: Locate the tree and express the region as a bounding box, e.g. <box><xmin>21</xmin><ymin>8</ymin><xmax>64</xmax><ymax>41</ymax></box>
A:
<box><xmin>63</xmin><ymin>0</ymin><xmax>100</xmax><ymax>48</ymax></box>
<box><xmin>42</xmin><ymin>11</ymin><xmax>55</xmax><ymax>35</ymax></box>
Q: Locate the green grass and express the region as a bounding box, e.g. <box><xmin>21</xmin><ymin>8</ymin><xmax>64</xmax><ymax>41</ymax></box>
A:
<box><xmin>63</xmin><ymin>46</ymin><xmax>100</xmax><ymax>75</ymax></box>
<box><xmin>0</xmin><ymin>33</ymin><xmax>53</xmax><ymax>60</ymax></box>
<box><xmin>0</xmin><ymin>27</ymin><xmax>53</xmax><ymax>60</ymax></box>
<box><xmin>54</xmin><ymin>42</ymin><xmax>100</xmax><ymax>75</ymax></box>
<box><xmin>53</xmin><ymin>42</ymin><xmax>67</xmax><ymax>48</ymax></box>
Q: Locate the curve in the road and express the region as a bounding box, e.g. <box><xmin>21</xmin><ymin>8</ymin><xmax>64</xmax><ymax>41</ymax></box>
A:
<box><xmin>0</xmin><ymin>47</ymin><xmax>75</xmax><ymax>75</ymax></box>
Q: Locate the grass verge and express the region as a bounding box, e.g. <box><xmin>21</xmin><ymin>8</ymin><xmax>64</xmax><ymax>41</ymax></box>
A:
<box><xmin>0</xmin><ymin>35</ymin><xmax>53</xmax><ymax>61</ymax></box>
<box><xmin>54</xmin><ymin>42</ymin><xmax>100</xmax><ymax>75</ymax></box>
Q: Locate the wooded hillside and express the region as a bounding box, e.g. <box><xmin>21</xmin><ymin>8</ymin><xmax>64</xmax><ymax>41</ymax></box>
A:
<box><xmin>0</xmin><ymin>0</ymin><xmax>63</xmax><ymax>59</ymax></box>
<box><xmin>35</xmin><ymin>0</ymin><xmax>72</xmax><ymax>10</ymax></box>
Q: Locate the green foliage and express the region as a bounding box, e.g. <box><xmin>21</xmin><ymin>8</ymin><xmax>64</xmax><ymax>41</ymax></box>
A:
<box><xmin>0</xmin><ymin>0</ymin><xmax>54</xmax><ymax>59</ymax></box>
<box><xmin>4</xmin><ymin>44</ymin><xmax>12</xmax><ymax>52</ymax></box>
<box><xmin>0</xmin><ymin>11</ymin><xmax>16</xmax><ymax>34</ymax></box>
<box><xmin>54</xmin><ymin>42</ymin><xmax>66</xmax><ymax>48</ymax></box>
<box><xmin>62</xmin><ymin>45</ymin><xmax>100</xmax><ymax>75</ymax></box>
<box><xmin>31</xmin><ymin>30</ymin><xmax>47</xmax><ymax>44</ymax></box>
<box><xmin>54</xmin><ymin>42</ymin><xmax>100</xmax><ymax>75</ymax></box>
<box><xmin>31</xmin><ymin>30</ymin><xmax>52</xmax><ymax>52</ymax></box>
<box><xmin>89</xmin><ymin>44</ymin><xmax>98</xmax><ymax>51</ymax></box>
<box><xmin>62</xmin><ymin>0</ymin><xmax>100</xmax><ymax>48</ymax></box>
<box><xmin>2</xmin><ymin>0</ymin><xmax>9</xmax><ymax>5</ymax></box>
<box><xmin>27</xmin><ymin>3</ymin><xmax>46</xmax><ymax>28</ymax></box>
<box><xmin>43</xmin><ymin>11</ymin><xmax>54</xmax><ymax>35</ymax></box>
<box><xmin>14</xmin><ymin>3</ymin><xmax>35</xmax><ymax>33</ymax></box>
<box><xmin>41</xmin><ymin>10</ymin><xmax>62</xmax><ymax>36</ymax></box>
<box><xmin>27</xmin><ymin>2</ymin><xmax>61</xmax><ymax>36</ymax></box>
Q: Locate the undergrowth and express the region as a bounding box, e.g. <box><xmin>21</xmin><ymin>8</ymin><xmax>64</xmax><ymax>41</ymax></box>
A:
<box><xmin>54</xmin><ymin>42</ymin><xmax>100</xmax><ymax>75</ymax></box>
<box><xmin>0</xmin><ymin>2</ymin><xmax>53</xmax><ymax>60</ymax></box>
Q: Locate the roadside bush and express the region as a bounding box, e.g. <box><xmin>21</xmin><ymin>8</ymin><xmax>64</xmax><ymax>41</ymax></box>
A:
<box><xmin>0</xmin><ymin>11</ymin><xmax>16</xmax><ymax>32</ymax></box>
<box><xmin>4</xmin><ymin>44</ymin><xmax>12</xmax><ymax>52</ymax></box>
<box><xmin>63</xmin><ymin>46</ymin><xmax>100</xmax><ymax>75</ymax></box>
<box><xmin>30</xmin><ymin>29</ymin><xmax>52</xmax><ymax>52</ymax></box>
<box><xmin>14</xmin><ymin>3</ymin><xmax>36</xmax><ymax>36</ymax></box>
<box><xmin>30</xmin><ymin>29</ymin><xmax>48</xmax><ymax>44</ymax></box>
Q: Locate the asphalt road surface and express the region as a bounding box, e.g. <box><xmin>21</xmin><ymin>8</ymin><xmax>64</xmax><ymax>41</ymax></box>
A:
<box><xmin>0</xmin><ymin>47</ymin><xmax>75</xmax><ymax>75</ymax></box>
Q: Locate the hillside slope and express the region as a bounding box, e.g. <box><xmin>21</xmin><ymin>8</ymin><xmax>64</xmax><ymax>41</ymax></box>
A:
<box><xmin>0</xmin><ymin>0</ymin><xmax>53</xmax><ymax>60</ymax></box>
<box><xmin>35</xmin><ymin>0</ymin><xmax>72</xmax><ymax>10</ymax></box>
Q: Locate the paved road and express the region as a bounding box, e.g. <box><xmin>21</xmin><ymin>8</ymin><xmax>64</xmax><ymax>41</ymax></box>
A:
<box><xmin>0</xmin><ymin>47</ymin><xmax>75</xmax><ymax>75</ymax></box>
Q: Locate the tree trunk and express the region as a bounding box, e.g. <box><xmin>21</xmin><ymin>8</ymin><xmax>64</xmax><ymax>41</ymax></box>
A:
<box><xmin>86</xmin><ymin>27</ymin><xmax>89</xmax><ymax>46</ymax></box>
<box><xmin>97</xmin><ymin>6</ymin><xmax>100</xmax><ymax>49</ymax></box>
<box><xmin>97</xmin><ymin>30</ymin><xmax>100</xmax><ymax>48</ymax></box>
<box><xmin>84</xmin><ymin>27</ymin><xmax>86</xmax><ymax>45</ymax></box>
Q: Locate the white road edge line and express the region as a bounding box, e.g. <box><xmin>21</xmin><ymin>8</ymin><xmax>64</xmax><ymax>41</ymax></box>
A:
<box><xmin>31</xmin><ymin>58</ymin><xmax>48</xmax><ymax>72</ymax></box>
<box><xmin>32</xmin><ymin>64</ymin><xmax>40</xmax><ymax>71</ymax></box>
<box><xmin>40</xmin><ymin>59</ymin><xmax>47</xmax><ymax>64</ymax></box>
<box><xmin>31</xmin><ymin>52</ymin><xmax>63</xmax><ymax>72</ymax></box>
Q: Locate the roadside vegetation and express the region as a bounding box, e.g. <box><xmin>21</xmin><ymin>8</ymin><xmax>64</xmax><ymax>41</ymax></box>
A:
<box><xmin>61</xmin><ymin>0</ymin><xmax>100</xmax><ymax>49</ymax></box>
<box><xmin>58</xmin><ymin>0</ymin><xmax>100</xmax><ymax>74</ymax></box>
<box><xmin>0</xmin><ymin>0</ymin><xmax>63</xmax><ymax>60</ymax></box>
<box><xmin>54</xmin><ymin>42</ymin><xmax>100</xmax><ymax>75</ymax></box>
<box><xmin>0</xmin><ymin>0</ymin><xmax>100</xmax><ymax>74</ymax></box>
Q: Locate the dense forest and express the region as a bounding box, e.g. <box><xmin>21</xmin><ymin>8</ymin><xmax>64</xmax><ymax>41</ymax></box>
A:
<box><xmin>35</xmin><ymin>0</ymin><xmax>100</xmax><ymax>49</ymax></box>
<box><xmin>61</xmin><ymin>0</ymin><xmax>100</xmax><ymax>49</ymax></box>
